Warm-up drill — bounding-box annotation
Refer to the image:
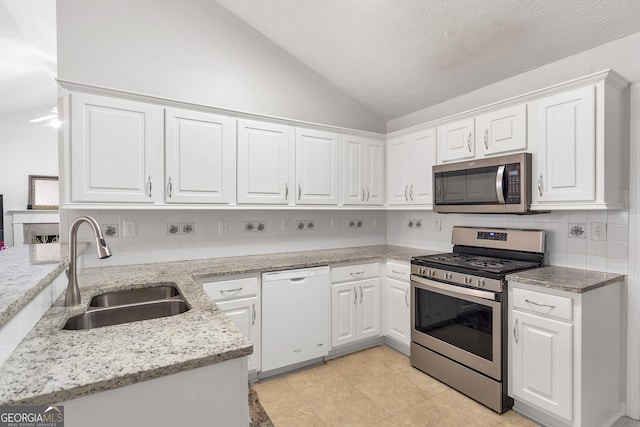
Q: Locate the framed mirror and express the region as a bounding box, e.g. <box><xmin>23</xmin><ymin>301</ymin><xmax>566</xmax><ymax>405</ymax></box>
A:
<box><xmin>28</xmin><ymin>175</ymin><xmax>59</xmax><ymax>210</ymax></box>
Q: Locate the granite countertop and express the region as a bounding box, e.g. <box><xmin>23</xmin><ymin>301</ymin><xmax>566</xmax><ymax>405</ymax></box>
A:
<box><xmin>0</xmin><ymin>244</ymin><xmax>431</xmax><ymax>406</ymax></box>
<box><xmin>506</xmin><ymin>265</ymin><xmax>625</xmax><ymax>293</ymax></box>
<box><xmin>0</xmin><ymin>243</ymin><xmax>88</xmax><ymax>328</ymax></box>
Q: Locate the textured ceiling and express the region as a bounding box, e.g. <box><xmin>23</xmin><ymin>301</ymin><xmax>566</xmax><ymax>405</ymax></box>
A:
<box><xmin>214</xmin><ymin>0</ymin><xmax>640</xmax><ymax>120</ymax></box>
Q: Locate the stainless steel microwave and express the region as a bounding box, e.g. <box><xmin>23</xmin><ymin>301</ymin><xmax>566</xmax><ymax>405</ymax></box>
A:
<box><xmin>433</xmin><ymin>152</ymin><xmax>532</xmax><ymax>214</ymax></box>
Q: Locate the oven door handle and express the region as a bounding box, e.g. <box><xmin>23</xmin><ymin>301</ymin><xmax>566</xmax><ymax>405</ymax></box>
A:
<box><xmin>411</xmin><ymin>275</ymin><xmax>499</xmax><ymax>301</ymax></box>
<box><xmin>496</xmin><ymin>165</ymin><xmax>506</xmax><ymax>204</ymax></box>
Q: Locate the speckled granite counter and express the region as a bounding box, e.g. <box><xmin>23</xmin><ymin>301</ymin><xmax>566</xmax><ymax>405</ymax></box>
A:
<box><xmin>0</xmin><ymin>243</ymin><xmax>87</xmax><ymax>328</ymax></box>
<box><xmin>0</xmin><ymin>244</ymin><xmax>432</xmax><ymax>406</ymax></box>
<box><xmin>506</xmin><ymin>266</ymin><xmax>625</xmax><ymax>293</ymax></box>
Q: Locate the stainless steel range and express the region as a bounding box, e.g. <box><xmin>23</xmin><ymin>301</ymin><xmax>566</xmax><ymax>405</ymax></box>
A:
<box><xmin>410</xmin><ymin>226</ymin><xmax>546</xmax><ymax>414</ymax></box>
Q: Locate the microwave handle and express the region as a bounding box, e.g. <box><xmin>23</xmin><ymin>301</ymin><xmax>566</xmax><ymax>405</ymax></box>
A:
<box><xmin>496</xmin><ymin>165</ymin><xmax>506</xmax><ymax>204</ymax></box>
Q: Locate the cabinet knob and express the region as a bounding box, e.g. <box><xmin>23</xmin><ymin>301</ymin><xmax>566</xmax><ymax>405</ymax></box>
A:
<box><xmin>477</xmin><ymin>279</ymin><xmax>485</xmax><ymax>287</ymax></box>
<box><xmin>147</xmin><ymin>175</ymin><xmax>152</xmax><ymax>197</ymax></box>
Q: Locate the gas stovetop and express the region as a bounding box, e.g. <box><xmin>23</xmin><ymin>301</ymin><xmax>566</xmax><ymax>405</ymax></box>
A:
<box><xmin>412</xmin><ymin>253</ymin><xmax>541</xmax><ymax>276</ymax></box>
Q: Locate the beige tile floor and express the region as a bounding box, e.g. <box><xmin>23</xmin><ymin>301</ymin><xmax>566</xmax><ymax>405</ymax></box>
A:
<box><xmin>252</xmin><ymin>345</ymin><xmax>539</xmax><ymax>426</ymax></box>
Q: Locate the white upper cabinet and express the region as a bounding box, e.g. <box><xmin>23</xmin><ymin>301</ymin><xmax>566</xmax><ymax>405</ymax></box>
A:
<box><xmin>437</xmin><ymin>117</ymin><xmax>475</xmax><ymax>162</ymax></box>
<box><xmin>165</xmin><ymin>108</ymin><xmax>236</xmax><ymax>204</ymax></box>
<box><xmin>387</xmin><ymin>128</ymin><xmax>437</xmax><ymax>206</ymax></box>
<box><xmin>295</xmin><ymin>128</ymin><xmax>341</xmax><ymax>205</ymax></box>
<box><xmin>70</xmin><ymin>92</ymin><xmax>159</xmax><ymax>203</ymax></box>
<box><xmin>476</xmin><ymin>104</ymin><xmax>527</xmax><ymax>156</ymax></box>
<box><xmin>237</xmin><ymin>119</ymin><xmax>294</xmax><ymax>205</ymax></box>
<box><xmin>343</xmin><ymin>136</ymin><xmax>384</xmax><ymax>205</ymax></box>
<box><xmin>530</xmin><ymin>71</ymin><xmax>627</xmax><ymax>210</ymax></box>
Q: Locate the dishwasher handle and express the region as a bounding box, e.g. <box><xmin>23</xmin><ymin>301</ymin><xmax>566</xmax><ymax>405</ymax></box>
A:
<box><xmin>261</xmin><ymin>265</ymin><xmax>330</xmax><ymax>282</ymax></box>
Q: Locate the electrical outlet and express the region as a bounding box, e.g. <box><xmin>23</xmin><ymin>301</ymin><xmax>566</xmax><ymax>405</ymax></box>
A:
<box><xmin>244</xmin><ymin>221</ymin><xmax>256</xmax><ymax>233</ymax></box>
<box><xmin>180</xmin><ymin>222</ymin><xmax>194</xmax><ymax>235</ymax></box>
<box><xmin>433</xmin><ymin>219</ymin><xmax>441</xmax><ymax>231</ymax></box>
<box><xmin>256</xmin><ymin>221</ymin><xmax>266</xmax><ymax>232</ymax></box>
<box><xmin>123</xmin><ymin>220</ymin><xmax>136</xmax><ymax>237</ymax></box>
<box><xmin>414</xmin><ymin>219</ymin><xmax>423</xmax><ymax>229</ymax></box>
<box><xmin>296</xmin><ymin>219</ymin><xmax>315</xmax><ymax>231</ymax></box>
<box><xmin>407</xmin><ymin>219</ymin><xmax>415</xmax><ymax>229</ymax></box>
<box><xmin>591</xmin><ymin>222</ymin><xmax>607</xmax><ymax>241</ymax></box>
<box><xmin>218</xmin><ymin>220</ymin><xmax>228</xmax><ymax>235</ymax></box>
<box><xmin>167</xmin><ymin>223</ymin><xmax>180</xmax><ymax>235</ymax></box>
<box><xmin>245</xmin><ymin>220</ymin><xmax>266</xmax><ymax>232</ymax></box>
<box><xmin>103</xmin><ymin>224</ymin><xmax>118</xmax><ymax>238</ymax></box>
<box><xmin>569</xmin><ymin>223</ymin><xmax>586</xmax><ymax>239</ymax></box>
<box><xmin>306</xmin><ymin>220</ymin><xmax>315</xmax><ymax>230</ymax></box>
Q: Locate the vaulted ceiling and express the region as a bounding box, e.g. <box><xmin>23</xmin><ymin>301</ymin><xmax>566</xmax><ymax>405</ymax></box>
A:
<box><xmin>214</xmin><ymin>0</ymin><xmax>640</xmax><ymax>120</ymax></box>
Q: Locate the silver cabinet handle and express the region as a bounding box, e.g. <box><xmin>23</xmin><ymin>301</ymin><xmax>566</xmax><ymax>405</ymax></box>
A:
<box><xmin>350</xmin><ymin>271</ymin><xmax>364</xmax><ymax>278</ymax></box>
<box><xmin>538</xmin><ymin>175</ymin><xmax>543</xmax><ymax>197</ymax></box>
<box><xmin>362</xmin><ymin>187</ymin><xmax>365</xmax><ymax>202</ymax></box>
<box><xmin>525</xmin><ymin>299</ymin><xmax>556</xmax><ymax>309</ymax></box>
<box><xmin>359</xmin><ymin>285</ymin><xmax>363</xmax><ymax>304</ymax></box>
<box><xmin>147</xmin><ymin>175</ymin><xmax>152</xmax><ymax>197</ymax></box>
<box><xmin>366</xmin><ymin>187</ymin><xmax>370</xmax><ymax>202</ymax></box>
<box><xmin>298</xmin><ymin>183</ymin><xmax>302</xmax><ymax>200</ymax></box>
<box><xmin>404</xmin><ymin>289</ymin><xmax>409</xmax><ymax>307</ymax></box>
<box><xmin>391</xmin><ymin>269</ymin><xmax>405</xmax><ymax>276</ymax></box>
<box><xmin>484</xmin><ymin>129</ymin><xmax>489</xmax><ymax>149</ymax></box>
<box><xmin>285</xmin><ymin>182</ymin><xmax>289</xmax><ymax>200</ymax></box>
<box><xmin>404</xmin><ymin>185</ymin><xmax>409</xmax><ymax>202</ymax></box>
<box><xmin>252</xmin><ymin>303</ymin><xmax>256</xmax><ymax>325</ymax></box>
<box><xmin>496</xmin><ymin>165</ymin><xmax>506</xmax><ymax>204</ymax></box>
<box><xmin>513</xmin><ymin>318</ymin><xmax>519</xmax><ymax>343</ymax></box>
<box><xmin>467</xmin><ymin>133</ymin><xmax>472</xmax><ymax>152</ymax></box>
<box><xmin>410</xmin><ymin>185</ymin><xmax>414</xmax><ymax>201</ymax></box>
<box><xmin>220</xmin><ymin>287</ymin><xmax>242</xmax><ymax>295</ymax></box>
<box><xmin>353</xmin><ymin>287</ymin><xmax>357</xmax><ymax>305</ymax></box>
<box><xmin>167</xmin><ymin>177</ymin><xmax>173</xmax><ymax>198</ymax></box>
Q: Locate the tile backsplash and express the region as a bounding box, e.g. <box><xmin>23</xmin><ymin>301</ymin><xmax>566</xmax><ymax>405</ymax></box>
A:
<box><xmin>62</xmin><ymin>209</ymin><xmax>387</xmax><ymax>267</ymax></box>
<box><xmin>386</xmin><ymin>210</ymin><xmax>629</xmax><ymax>274</ymax></box>
<box><xmin>63</xmin><ymin>207</ymin><xmax>629</xmax><ymax>274</ymax></box>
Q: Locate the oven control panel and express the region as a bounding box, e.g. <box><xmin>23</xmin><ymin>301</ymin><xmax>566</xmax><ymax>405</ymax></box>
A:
<box><xmin>505</xmin><ymin>163</ymin><xmax>521</xmax><ymax>204</ymax></box>
<box><xmin>410</xmin><ymin>264</ymin><xmax>503</xmax><ymax>293</ymax></box>
<box><xmin>477</xmin><ymin>231</ymin><xmax>507</xmax><ymax>241</ymax></box>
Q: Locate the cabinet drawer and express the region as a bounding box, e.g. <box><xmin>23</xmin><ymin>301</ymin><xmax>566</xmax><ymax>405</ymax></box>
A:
<box><xmin>386</xmin><ymin>262</ymin><xmax>410</xmax><ymax>281</ymax></box>
<box><xmin>331</xmin><ymin>263</ymin><xmax>379</xmax><ymax>283</ymax></box>
<box><xmin>512</xmin><ymin>287</ymin><xmax>573</xmax><ymax>321</ymax></box>
<box><xmin>201</xmin><ymin>276</ymin><xmax>259</xmax><ymax>301</ymax></box>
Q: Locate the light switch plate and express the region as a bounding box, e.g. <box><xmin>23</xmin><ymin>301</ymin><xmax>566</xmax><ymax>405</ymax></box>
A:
<box><xmin>591</xmin><ymin>222</ymin><xmax>607</xmax><ymax>241</ymax></box>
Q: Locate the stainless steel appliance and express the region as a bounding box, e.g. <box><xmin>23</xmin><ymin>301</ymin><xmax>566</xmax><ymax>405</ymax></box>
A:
<box><xmin>410</xmin><ymin>226</ymin><xmax>545</xmax><ymax>413</ymax></box>
<box><xmin>433</xmin><ymin>152</ymin><xmax>532</xmax><ymax>214</ymax></box>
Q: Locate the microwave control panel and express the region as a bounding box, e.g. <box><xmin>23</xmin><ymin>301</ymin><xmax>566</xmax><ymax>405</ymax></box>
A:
<box><xmin>505</xmin><ymin>163</ymin><xmax>521</xmax><ymax>204</ymax></box>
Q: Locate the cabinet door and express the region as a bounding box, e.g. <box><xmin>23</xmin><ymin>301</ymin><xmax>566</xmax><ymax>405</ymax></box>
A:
<box><xmin>216</xmin><ymin>297</ymin><xmax>261</xmax><ymax>373</ymax></box>
<box><xmin>386</xmin><ymin>278</ymin><xmax>410</xmax><ymax>345</ymax></box>
<box><xmin>295</xmin><ymin>128</ymin><xmax>340</xmax><ymax>205</ymax></box>
<box><xmin>364</xmin><ymin>139</ymin><xmax>384</xmax><ymax>205</ymax></box>
<box><xmin>70</xmin><ymin>92</ymin><xmax>158</xmax><ymax>203</ymax></box>
<box><xmin>512</xmin><ymin>310</ymin><xmax>573</xmax><ymax>422</ymax></box>
<box><xmin>476</xmin><ymin>104</ymin><xmax>527</xmax><ymax>156</ymax></box>
<box><xmin>357</xmin><ymin>278</ymin><xmax>381</xmax><ymax>340</ymax></box>
<box><xmin>438</xmin><ymin>118</ymin><xmax>475</xmax><ymax>162</ymax></box>
<box><xmin>165</xmin><ymin>108</ymin><xmax>236</xmax><ymax>204</ymax></box>
<box><xmin>331</xmin><ymin>282</ymin><xmax>358</xmax><ymax>347</ymax></box>
<box><xmin>343</xmin><ymin>135</ymin><xmax>366</xmax><ymax>205</ymax></box>
<box><xmin>408</xmin><ymin>128</ymin><xmax>437</xmax><ymax>205</ymax></box>
<box><xmin>237</xmin><ymin>119</ymin><xmax>293</xmax><ymax>205</ymax></box>
<box><xmin>386</xmin><ymin>136</ymin><xmax>411</xmax><ymax>205</ymax></box>
<box><xmin>532</xmin><ymin>85</ymin><xmax>596</xmax><ymax>203</ymax></box>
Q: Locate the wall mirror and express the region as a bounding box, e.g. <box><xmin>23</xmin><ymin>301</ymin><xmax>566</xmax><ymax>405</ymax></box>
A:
<box><xmin>28</xmin><ymin>175</ymin><xmax>59</xmax><ymax>210</ymax></box>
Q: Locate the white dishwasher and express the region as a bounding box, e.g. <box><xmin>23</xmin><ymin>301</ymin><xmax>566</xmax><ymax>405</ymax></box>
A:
<box><xmin>261</xmin><ymin>266</ymin><xmax>330</xmax><ymax>373</ymax></box>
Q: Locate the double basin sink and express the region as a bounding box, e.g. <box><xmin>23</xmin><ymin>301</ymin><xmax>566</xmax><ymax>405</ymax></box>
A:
<box><xmin>63</xmin><ymin>284</ymin><xmax>190</xmax><ymax>330</ymax></box>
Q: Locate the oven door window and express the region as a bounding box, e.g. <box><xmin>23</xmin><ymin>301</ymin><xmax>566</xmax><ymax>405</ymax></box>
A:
<box><xmin>415</xmin><ymin>286</ymin><xmax>494</xmax><ymax>361</ymax></box>
<box><xmin>435</xmin><ymin>165</ymin><xmax>501</xmax><ymax>205</ymax></box>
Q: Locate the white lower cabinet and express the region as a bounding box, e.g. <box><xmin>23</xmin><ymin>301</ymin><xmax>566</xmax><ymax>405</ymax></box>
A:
<box><xmin>200</xmin><ymin>275</ymin><xmax>261</xmax><ymax>373</ymax></box>
<box><xmin>331</xmin><ymin>263</ymin><xmax>381</xmax><ymax>348</ymax></box>
<box><xmin>384</xmin><ymin>262</ymin><xmax>411</xmax><ymax>348</ymax></box>
<box><xmin>509</xmin><ymin>281</ymin><xmax>623</xmax><ymax>427</ymax></box>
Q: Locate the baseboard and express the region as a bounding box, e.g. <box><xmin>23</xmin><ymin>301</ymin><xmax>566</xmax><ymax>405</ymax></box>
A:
<box><xmin>383</xmin><ymin>336</ymin><xmax>409</xmax><ymax>356</ymax></box>
<box><xmin>326</xmin><ymin>336</ymin><xmax>385</xmax><ymax>359</ymax></box>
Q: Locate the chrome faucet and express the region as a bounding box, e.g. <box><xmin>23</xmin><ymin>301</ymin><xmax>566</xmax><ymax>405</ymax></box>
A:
<box><xmin>65</xmin><ymin>216</ymin><xmax>112</xmax><ymax>306</ymax></box>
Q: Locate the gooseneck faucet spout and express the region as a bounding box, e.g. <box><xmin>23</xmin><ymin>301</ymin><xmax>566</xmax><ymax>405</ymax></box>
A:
<box><xmin>65</xmin><ymin>216</ymin><xmax>112</xmax><ymax>307</ymax></box>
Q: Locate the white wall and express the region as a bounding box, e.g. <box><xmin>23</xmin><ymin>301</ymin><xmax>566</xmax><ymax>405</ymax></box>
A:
<box><xmin>64</xmin><ymin>209</ymin><xmax>386</xmax><ymax>267</ymax></box>
<box><xmin>56</xmin><ymin>0</ymin><xmax>384</xmax><ymax>133</ymax></box>
<box><xmin>387</xmin><ymin>31</ymin><xmax>640</xmax><ymax>132</ymax></box>
<box><xmin>0</xmin><ymin>107</ymin><xmax>59</xmax><ymax>246</ymax></box>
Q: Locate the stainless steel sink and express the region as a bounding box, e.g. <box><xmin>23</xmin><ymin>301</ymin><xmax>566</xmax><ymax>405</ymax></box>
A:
<box><xmin>89</xmin><ymin>284</ymin><xmax>180</xmax><ymax>307</ymax></box>
<box><xmin>63</xmin><ymin>300</ymin><xmax>190</xmax><ymax>330</ymax></box>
